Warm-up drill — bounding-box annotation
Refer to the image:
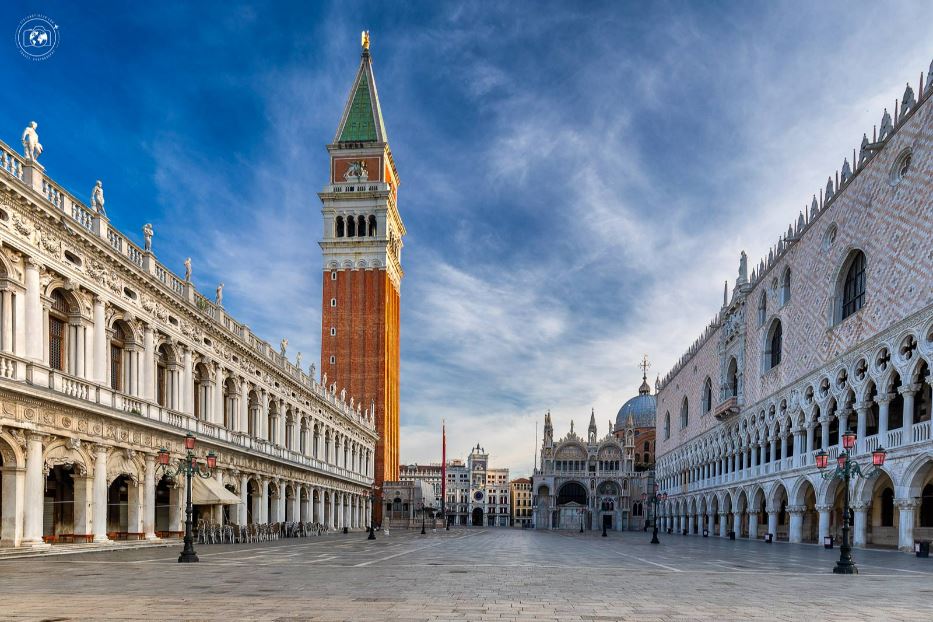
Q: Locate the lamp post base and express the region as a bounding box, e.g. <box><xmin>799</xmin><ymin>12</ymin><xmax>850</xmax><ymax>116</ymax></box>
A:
<box><xmin>651</xmin><ymin>529</ymin><xmax>660</xmax><ymax>544</ymax></box>
<box><xmin>367</xmin><ymin>525</ymin><xmax>376</xmax><ymax>540</ymax></box>
<box><xmin>832</xmin><ymin>562</ymin><xmax>858</xmax><ymax>574</ymax></box>
<box><xmin>178</xmin><ymin>549</ymin><xmax>199</xmax><ymax>563</ymax></box>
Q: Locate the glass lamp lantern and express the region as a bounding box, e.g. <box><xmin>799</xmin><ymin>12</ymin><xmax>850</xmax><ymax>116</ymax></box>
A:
<box><xmin>184</xmin><ymin>434</ymin><xmax>196</xmax><ymax>451</ymax></box>
<box><xmin>872</xmin><ymin>447</ymin><xmax>887</xmax><ymax>467</ymax></box>
<box><xmin>842</xmin><ymin>429</ymin><xmax>857</xmax><ymax>451</ymax></box>
<box><xmin>815</xmin><ymin>450</ymin><xmax>829</xmax><ymax>469</ymax></box>
<box><xmin>206</xmin><ymin>451</ymin><xmax>217</xmax><ymax>469</ymax></box>
<box><xmin>158</xmin><ymin>448</ymin><xmax>170</xmax><ymax>466</ymax></box>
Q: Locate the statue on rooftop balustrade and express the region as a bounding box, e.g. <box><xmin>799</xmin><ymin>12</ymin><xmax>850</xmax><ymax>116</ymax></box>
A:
<box><xmin>215</xmin><ymin>282</ymin><xmax>224</xmax><ymax>306</ymax></box>
<box><xmin>91</xmin><ymin>180</ymin><xmax>106</xmax><ymax>216</ymax></box>
<box><xmin>280</xmin><ymin>338</ymin><xmax>288</xmax><ymax>356</ymax></box>
<box><xmin>21</xmin><ymin>121</ymin><xmax>42</xmax><ymax>162</ymax></box>
<box><xmin>184</xmin><ymin>257</ymin><xmax>192</xmax><ymax>282</ymax></box>
<box><xmin>296</xmin><ymin>352</ymin><xmax>302</xmax><ymax>368</ymax></box>
<box><xmin>309</xmin><ymin>362</ymin><xmax>316</xmax><ymax>379</ymax></box>
<box><xmin>143</xmin><ymin>223</ymin><xmax>153</xmax><ymax>251</ymax></box>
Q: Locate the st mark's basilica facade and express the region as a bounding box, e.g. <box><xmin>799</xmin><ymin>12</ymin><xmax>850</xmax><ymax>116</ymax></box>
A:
<box><xmin>532</xmin><ymin>376</ymin><xmax>656</xmax><ymax>531</ymax></box>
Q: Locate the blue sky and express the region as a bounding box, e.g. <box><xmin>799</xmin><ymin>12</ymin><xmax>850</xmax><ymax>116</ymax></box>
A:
<box><xmin>2</xmin><ymin>1</ymin><xmax>931</xmax><ymax>475</ymax></box>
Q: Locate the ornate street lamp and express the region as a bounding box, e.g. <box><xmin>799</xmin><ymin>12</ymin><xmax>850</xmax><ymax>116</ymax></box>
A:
<box><xmin>157</xmin><ymin>434</ymin><xmax>216</xmax><ymax>563</ymax></box>
<box><xmin>649</xmin><ymin>488</ymin><xmax>666</xmax><ymax>544</ymax></box>
<box><xmin>420</xmin><ymin>501</ymin><xmax>426</xmax><ymax>535</ymax></box>
<box><xmin>367</xmin><ymin>483</ymin><xmax>379</xmax><ymax>540</ymax></box>
<box><xmin>815</xmin><ymin>430</ymin><xmax>887</xmax><ymax>574</ymax></box>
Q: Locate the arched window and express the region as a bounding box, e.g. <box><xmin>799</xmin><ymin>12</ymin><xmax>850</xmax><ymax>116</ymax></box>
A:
<box><xmin>48</xmin><ymin>290</ymin><xmax>69</xmax><ymax>372</ymax></box>
<box><xmin>335</xmin><ymin>216</ymin><xmax>344</xmax><ymax>238</ymax></box>
<box><xmin>357</xmin><ymin>215</ymin><xmax>366</xmax><ymax>237</ymax></box>
<box><xmin>840</xmin><ymin>250</ymin><xmax>866</xmax><ymax>321</ymax></box>
<box><xmin>702</xmin><ymin>377</ymin><xmax>712</xmax><ymax>414</ymax></box>
<box><xmin>727</xmin><ymin>357</ymin><xmax>738</xmax><ymax>397</ymax></box>
<box><xmin>110</xmin><ymin>324</ymin><xmax>125</xmax><ymax>391</ymax></box>
<box><xmin>680</xmin><ymin>397</ymin><xmax>689</xmax><ymax>429</ymax></box>
<box><xmin>664</xmin><ymin>412</ymin><xmax>670</xmax><ymax>439</ymax></box>
<box><xmin>757</xmin><ymin>292</ymin><xmax>767</xmax><ymax>326</ymax></box>
<box><xmin>781</xmin><ymin>268</ymin><xmax>791</xmax><ymax>305</ymax></box>
<box><xmin>368</xmin><ymin>215</ymin><xmax>377</xmax><ymax>236</ymax></box>
<box><xmin>267</xmin><ymin>401</ymin><xmax>278</xmax><ymax>444</ymax></box>
<box><xmin>156</xmin><ymin>345</ymin><xmax>169</xmax><ymax>407</ymax></box>
<box><xmin>765</xmin><ymin>320</ymin><xmax>782</xmax><ymax>369</ymax></box>
<box><xmin>193</xmin><ymin>363</ymin><xmax>211</xmax><ymax>421</ymax></box>
<box><xmin>248</xmin><ymin>390</ymin><xmax>260</xmax><ymax>437</ymax></box>
<box><xmin>223</xmin><ymin>377</ymin><xmax>237</xmax><ymax>429</ymax></box>
<box><xmin>347</xmin><ymin>216</ymin><xmax>356</xmax><ymax>237</ymax></box>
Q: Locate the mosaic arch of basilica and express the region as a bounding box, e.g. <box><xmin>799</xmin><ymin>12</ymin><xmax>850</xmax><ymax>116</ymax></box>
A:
<box><xmin>654</xmin><ymin>59</ymin><xmax>933</xmax><ymax>552</ymax></box>
<box><xmin>0</xmin><ymin>70</ymin><xmax>384</xmax><ymax>547</ymax></box>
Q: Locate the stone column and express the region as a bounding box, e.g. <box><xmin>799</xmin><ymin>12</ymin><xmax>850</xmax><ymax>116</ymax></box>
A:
<box><xmin>731</xmin><ymin>511</ymin><xmax>741</xmax><ymax>536</ymax></box>
<box><xmin>855</xmin><ymin>403</ymin><xmax>870</xmax><ymax>454</ymax></box>
<box><xmin>289</xmin><ymin>485</ymin><xmax>299</xmax><ymax>522</ymax></box>
<box><xmin>0</xmin><ymin>288</ymin><xmax>13</xmax><ymax>353</ymax></box>
<box><xmin>766</xmin><ymin>507</ymin><xmax>777</xmax><ymax>537</ymax></box>
<box><xmin>259</xmin><ymin>480</ymin><xmax>269</xmax><ymax>524</ymax></box>
<box><xmin>896</xmin><ymin>499</ymin><xmax>918</xmax><ymax>551</ymax></box>
<box><xmin>238</xmin><ymin>380</ymin><xmax>249</xmax><ymax>434</ymax></box>
<box><xmin>787</xmin><ymin>506</ymin><xmax>805</xmax><ymax>543</ymax></box>
<box><xmin>780</xmin><ymin>434</ymin><xmax>788</xmax><ymax>467</ymax></box>
<box><xmin>337</xmin><ymin>492</ymin><xmax>344</xmax><ymax>529</ymax></box>
<box><xmin>820</xmin><ymin>417</ymin><xmax>830</xmax><ymax>451</ymax></box>
<box><xmin>747</xmin><ymin>511</ymin><xmax>758</xmax><ymax>539</ymax></box>
<box><xmin>852</xmin><ymin>503</ymin><xmax>868</xmax><ymax>547</ymax></box>
<box><xmin>817</xmin><ymin>504</ymin><xmax>832</xmax><ymax>543</ymax></box>
<box><xmin>92</xmin><ymin>297</ymin><xmax>107</xmax><ymax>384</ymax></box>
<box><xmin>239</xmin><ymin>473</ymin><xmax>248</xmax><ymax>525</ymax></box>
<box><xmin>72</xmin><ymin>473</ymin><xmax>92</xmax><ymax>537</ymax></box>
<box><xmin>213</xmin><ymin>364</ymin><xmax>224</xmax><ymax>426</ymax></box>
<box><xmin>24</xmin><ymin>260</ymin><xmax>43</xmax><ymax>362</ymax></box>
<box><xmin>21</xmin><ymin>433</ymin><xmax>48</xmax><ymax>547</ymax></box>
<box><xmin>300</xmin><ymin>489</ymin><xmax>310</xmax><ymax>522</ymax></box>
<box><xmin>127</xmin><ymin>477</ymin><xmax>142</xmax><ymax>534</ymax></box>
<box><xmin>182</xmin><ymin>347</ymin><xmax>193</xmax><ymax>416</ymax></box>
<box><xmin>278</xmin><ymin>399</ymin><xmax>287</xmax><ymax>447</ymax></box>
<box><xmin>143</xmin><ymin>454</ymin><xmax>157</xmax><ymax>540</ymax></box>
<box><xmin>169</xmin><ymin>481</ymin><xmax>184</xmax><ymax>532</ymax></box>
<box><xmin>260</xmin><ymin>389</ymin><xmax>269</xmax><ymax>440</ymax></box>
<box><xmin>901</xmin><ymin>385</ymin><xmax>918</xmax><ymax>432</ymax></box>
<box><xmin>316</xmin><ymin>490</ymin><xmax>324</xmax><ymax>524</ymax></box>
<box><xmin>877</xmin><ymin>394</ymin><xmax>891</xmax><ymax>442</ymax></box>
<box><xmin>718</xmin><ymin>512</ymin><xmax>727</xmax><ymax>537</ymax></box>
<box><xmin>806</xmin><ymin>423</ymin><xmax>815</xmax><ymax>458</ymax></box>
<box><xmin>141</xmin><ymin>326</ymin><xmax>154</xmax><ymax>401</ymax></box>
<box><xmin>92</xmin><ymin>445</ymin><xmax>110</xmax><ymax>542</ymax></box>
<box><xmin>277</xmin><ymin>483</ymin><xmax>286</xmax><ymax>522</ymax></box>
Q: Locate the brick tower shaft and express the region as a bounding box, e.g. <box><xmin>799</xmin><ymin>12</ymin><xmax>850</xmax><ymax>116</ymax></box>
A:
<box><xmin>318</xmin><ymin>33</ymin><xmax>404</xmax><ymax>525</ymax></box>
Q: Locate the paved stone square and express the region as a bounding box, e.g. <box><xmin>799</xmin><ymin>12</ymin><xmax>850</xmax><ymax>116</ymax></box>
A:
<box><xmin>2</xmin><ymin>528</ymin><xmax>932</xmax><ymax>621</ymax></box>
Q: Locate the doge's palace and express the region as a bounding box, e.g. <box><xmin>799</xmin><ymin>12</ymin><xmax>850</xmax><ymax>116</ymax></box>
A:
<box><xmin>654</xmin><ymin>60</ymin><xmax>933</xmax><ymax>552</ymax></box>
<box><xmin>0</xmin><ymin>122</ymin><xmax>376</xmax><ymax>549</ymax></box>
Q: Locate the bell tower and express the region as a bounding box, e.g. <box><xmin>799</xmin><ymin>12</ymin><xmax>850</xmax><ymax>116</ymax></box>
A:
<box><xmin>319</xmin><ymin>32</ymin><xmax>404</xmax><ymax>517</ymax></box>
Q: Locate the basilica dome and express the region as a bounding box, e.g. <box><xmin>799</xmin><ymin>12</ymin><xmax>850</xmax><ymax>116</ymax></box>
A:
<box><xmin>613</xmin><ymin>376</ymin><xmax>656</xmax><ymax>432</ymax></box>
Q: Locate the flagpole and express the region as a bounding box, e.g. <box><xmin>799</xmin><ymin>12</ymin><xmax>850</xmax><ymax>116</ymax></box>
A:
<box><xmin>441</xmin><ymin>420</ymin><xmax>447</xmax><ymax>528</ymax></box>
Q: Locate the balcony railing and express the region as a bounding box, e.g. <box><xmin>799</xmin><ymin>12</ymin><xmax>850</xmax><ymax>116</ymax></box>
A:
<box><xmin>660</xmin><ymin>422</ymin><xmax>933</xmax><ymax>496</ymax></box>
<box><xmin>9</xmin><ymin>358</ymin><xmax>373</xmax><ymax>486</ymax></box>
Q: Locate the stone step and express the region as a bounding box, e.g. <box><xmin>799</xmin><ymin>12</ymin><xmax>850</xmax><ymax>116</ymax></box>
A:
<box><xmin>0</xmin><ymin>540</ymin><xmax>172</xmax><ymax>560</ymax></box>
